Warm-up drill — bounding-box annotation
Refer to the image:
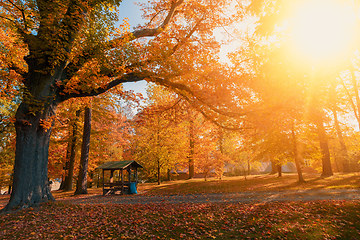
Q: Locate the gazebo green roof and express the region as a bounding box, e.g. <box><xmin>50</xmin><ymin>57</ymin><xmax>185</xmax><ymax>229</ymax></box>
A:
<box><xmin>96</xmin><ymin>160</ymin><xmax>143</xmax><ymax>170</ymax></box>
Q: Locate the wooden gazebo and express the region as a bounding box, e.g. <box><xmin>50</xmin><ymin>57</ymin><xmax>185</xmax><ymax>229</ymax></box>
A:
<box><xmin>96</xmin><ymin>160</ymin><xmax>143</xmax><ymax>195</ymax></box>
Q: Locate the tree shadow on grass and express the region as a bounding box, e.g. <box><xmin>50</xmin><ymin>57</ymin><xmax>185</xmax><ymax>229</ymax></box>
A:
<box><xmin>286</xmin><ymin>173</ymin><xmax>360</xmax><ymax>190</ymax></box>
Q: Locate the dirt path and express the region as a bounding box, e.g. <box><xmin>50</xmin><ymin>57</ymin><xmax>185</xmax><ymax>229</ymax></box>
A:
<box><xmin>2</xmin><ymin>189</ymin><xmax>359</xmax><ymax>208</ymax></box>
<box><xmin>58</xmin><ymin>189</ymin><xmax>360</xmax><ymax>205</ymax></box>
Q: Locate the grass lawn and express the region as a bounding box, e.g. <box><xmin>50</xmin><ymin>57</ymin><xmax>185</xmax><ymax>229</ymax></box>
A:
<box><xmin>1</xmin><ymin>173</ymin><xmax>360</xmax><ymax>239</ymax></box>
<box><xmin>137</xmin><ymin>172</ymin><xmax>360</xmax><ymax>196</ymax></box>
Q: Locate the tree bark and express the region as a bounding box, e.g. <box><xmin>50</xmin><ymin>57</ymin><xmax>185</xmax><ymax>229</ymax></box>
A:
<box><xmin>3</xmin><ymin>103</ymin><xmax>56</xmax><ymax>211</ymax></box>
<box><xmin>332</xmin><ymin>109</ymin><xmax>350</xmax><ymax>173</ymax></box>
<box><xmin>350</xmin><ymin>69</ymin><xmax>360</xmax><ymax>130</ymax></box>
<box><xmin>167</xmin><ymin>169</ymin><xmax>171</xmax><ymax>181</ymax></box>
<box><xmin>270</xmin><ymin>161</ymin><xmax>277</xmax><ymax>175</ymax></box>
<box><xmin>75</xmin><ymin>107</ymin><xmax>91</xmax><ymax>195</ymax></box>
<box><xmin>59</xmin><ymin>142</ymin><xmax>70</xmax><ymax>191</ymax></box>
<box><xmin>292</xmin><ymin>122</ymin><xmax>304</xmax><ymax>183</ymax></box>
<box><xmin>315</xmin><ymin>118</ymin><xmax>333</xmax><ymax>177</ymax></box>
<box><xmin>60</xmin><ymin>110</ymin><xmax>80</xmax><ymax>191</ymax></box>
<box><xmin>277</xmin><ymin>165</ymin><xmax>282</xmax><ymax>177</ymax></box>
<box><xmin>188</xmin><ymin>118</ymin><xmax>195</xmax><ymax>179</ymax></box>
<box><xmin>157</xmin><ymin>159</ymin><xmax>161</xmax><ymax>185</ymax></box>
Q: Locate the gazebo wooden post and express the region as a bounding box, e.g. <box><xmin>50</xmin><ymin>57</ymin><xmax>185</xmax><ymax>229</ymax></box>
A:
<box><xmin>128</xmin><ymin>167</ymin><xmax>131</xmax><ymax>183</ymax></box>
<box><xmin>121</xmin><ymin>169</ymin><xmax>124</xmax><ymax>195</ymax></box>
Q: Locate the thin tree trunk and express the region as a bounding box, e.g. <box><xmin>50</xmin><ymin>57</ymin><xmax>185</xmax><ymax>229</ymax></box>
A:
<box><xmin>277</xmin><ymin>165</ymin><xmax>282</xmax><ymax>177</ymax></box>
<box><xmin>7</xmin><ymin>172</ymin><xmax>13</xmax><ymax>195</ymax></box>
<box><xmin>315</xmin><ymin>118</ymin><xmax>333</xmax><ymax>177</ymax></box>
<box><xmin>75</xmin><ymin>107</ymin><xmax>91</xmax><ymax>195</ymax></box>
<box><xmin>167</xmin><ymin>169</ymin><xmax>171</xmax><ymax>181</ymax></box>
<box><xmin>7</xmin><ymin>174</ymin><xmax>12</xmax><ymax>195</ymax></box>
<box><xmin>59</xmin><ymin>142</ymin><xmax>71</xmax><ymax>190</ymax></box>
<box><xmin>188</xmin><ymin>118</ymin><xmax>195</xmax><ymax>179</ymax></box>
<box><xmin>292</xmin><ymin>122</ymin><xmax>305</xmax><ymax>183</ymax></box>
<box><xmin>332</xmin><ymin>109</ymin><xmax>350</xmax><ymax>172</ymax></box>
<box><xmin>157</xmin><ymin>159</ymin><xmax>161</xmax><ymax>185</ymax></box>
<box><xmin>155</xmin><ymin>115</ymin><xmax>161</xmax><ymax>186</ymax></box>
<box><xmin>270</xmin><ymin>161</ymin><xmax>277</xmax><ymax>175</ymax></box>
<box><xmin>61</xmin><ymin>110</ymin><xmax>80</xmax><ymax>191</ymax></box>
<box><xmin>339</xmin><ymin>76</ymin><xmax>360</xmax><ymax>128</ymax></box>
<box><xmin>350</xmin><ymin>69</ymin><xmax>360</xmax><ymax>130</ymax></box>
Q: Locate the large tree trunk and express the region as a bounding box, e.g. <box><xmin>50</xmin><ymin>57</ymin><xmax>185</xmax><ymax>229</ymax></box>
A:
<box><xmin>75</xmin><ymin>107</ymin><xmax>91</xmax><ymax>195</ymax></box>
<box><xmin>3</xmin><ymin>102</ymin><xmax>56</xmax><ymax>211</ymax></box>
<box><xmin>60</xmin><ymin>110</ymin><xmax>80</xmax><ymax>191</ymax></box>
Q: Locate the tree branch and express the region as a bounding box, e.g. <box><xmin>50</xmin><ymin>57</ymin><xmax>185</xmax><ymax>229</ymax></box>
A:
<box><xmin>66</xmin><ymin>0</ymin><xmax>192</xmax><ymax>80</ymax></box>
<box><xmin>6</xmin><ymin>0</ymin><xmax>27</xmax><ymax>30</ymax></box>
<box><xmin>59</xmin><ymin>72</ymin><xmax>147</xmax><ymax>102</ymax></box>
<box><xmin>339</xmin><ymin>74</ymin><xmax>360</xmax><ymax>123</ymax></box>
<box><xmin>153</xmin><ymin>77</ymin><xmax>252</xmax><ymax>118</ymax></box>
<box><xmin>110</xmin><ymin>0</ymin><xmax>184</xmax><ymax>47</ymax></box>
<box><xmin>169</xmin><ymin>16</ymin><xmax>204</xmax><ymax>55</ymax></box>
<box><xmin>185</xmin><ymin>95</ymin><xmax>245</xmax><ymax>131</ymax></box>
<box><xmin>0</xmin><ymin>14</ymin><xmax>16</xmax><ymax>23</ymax></box>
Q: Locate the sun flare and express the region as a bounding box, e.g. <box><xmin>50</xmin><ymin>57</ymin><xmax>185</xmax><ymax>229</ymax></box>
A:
<box><xmin>289</xmin><ymin>0</ymin><xmax>357</xmax><ymax>63</ymax></box>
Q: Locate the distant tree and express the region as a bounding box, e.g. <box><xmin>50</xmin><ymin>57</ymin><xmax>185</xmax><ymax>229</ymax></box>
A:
<box><xmin>134</xmin><ymin>85</ymin><xmax>188</xmax><ymax>184</ymax></box>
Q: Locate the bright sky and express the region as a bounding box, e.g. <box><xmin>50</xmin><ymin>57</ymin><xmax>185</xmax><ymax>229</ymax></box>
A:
<box><xmin>118</xmin><ymin>1</ymin><xmax>148</xmax><ymax>100</ymax></box>
<box><xmin>287</xmin><ymin>0</ymin><xmax>358</xmax><ymax>66</ymax></box>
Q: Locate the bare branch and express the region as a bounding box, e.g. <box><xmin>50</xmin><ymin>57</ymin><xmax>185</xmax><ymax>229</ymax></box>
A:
<box><xmin>0</xmin><ymin>14</ymin><xmax>16</xmax><ymax>23</ymax></box>
<box><xmin>147</xmin><ymin>9</ymin><xmax>167</xmax><ymax>27</ymax></box>
<box><xmin>110</xmin><ymin>0</ymin><xmax>185</xmax><ymax>47</ymax></box>
<box><xmin>170</xmin><ymin>17</ymin><xmax>204</xmax><ymax>55</ymax></box>
<box><xmin>339</xmin><ymin>74</ymin><xmax>360</xmax><ymax>123</ymax></box>
<box><xmin>6</xmin><ymin>0</ymin><xmax>27</xmax><ymax>30</ymax></box>
<box><xmin>6</xmin><ymin>0</ymin><xmax>22</xmax><ymax>12</ymax></box>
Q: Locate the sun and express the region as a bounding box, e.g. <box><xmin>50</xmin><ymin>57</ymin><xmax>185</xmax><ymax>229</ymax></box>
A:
<box><xmin>289</xmin><ymin>0</ymin><xmax>357</xmax><ymax>64</ymax></box>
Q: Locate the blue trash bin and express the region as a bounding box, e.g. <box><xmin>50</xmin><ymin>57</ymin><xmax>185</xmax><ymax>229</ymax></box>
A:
<box><xmin>130</xmin><ymin>182</ymin><xmax>137</xmax><ymax>194</ymax></box>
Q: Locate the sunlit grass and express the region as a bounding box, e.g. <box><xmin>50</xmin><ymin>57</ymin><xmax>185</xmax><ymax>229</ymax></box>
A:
<box><xmin>141</xmin><ymin>173</ymin><xmax>360</xmax><ymax>196</ymax></box>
